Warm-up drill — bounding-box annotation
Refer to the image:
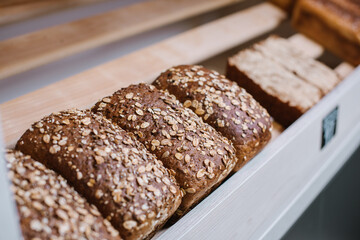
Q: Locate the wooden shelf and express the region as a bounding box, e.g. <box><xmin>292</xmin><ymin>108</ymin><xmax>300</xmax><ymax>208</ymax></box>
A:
<box><xmin>0</xmin><ymin>0</ymin><xmax>242</xmax><ymax>80</ymax></box>
<box><xmin>0</xmin><ymin>0</ymin><xmax>107</xmax><ymax>26</ymax></box>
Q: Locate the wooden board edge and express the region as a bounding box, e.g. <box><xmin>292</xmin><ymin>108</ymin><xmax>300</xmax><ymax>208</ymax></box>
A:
<box><xmin>0</xmin><ymin>0</ymin><xmax>243</xmax><ymax>80</ymax></box>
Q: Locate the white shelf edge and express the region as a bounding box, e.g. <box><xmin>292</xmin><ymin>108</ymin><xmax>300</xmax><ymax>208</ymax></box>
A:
<box><xmin>0</xmin><ymin>114</ymin><xmax>22</xmax><ymax>240</ymax></box>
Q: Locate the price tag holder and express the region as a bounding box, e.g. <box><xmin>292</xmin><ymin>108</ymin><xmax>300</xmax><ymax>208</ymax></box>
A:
<box><xmin>321</xmin><ymin>106</ymin><xmax>338</xmax><ymax>149</ymax></box>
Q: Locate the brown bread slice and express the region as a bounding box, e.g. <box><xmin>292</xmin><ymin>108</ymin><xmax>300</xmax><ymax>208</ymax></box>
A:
<box><xmin>292</xmin><ymin>0</ymin><xmax>360</xmax><ymax>65</ymax></box>
<box><xmin>16</xmin><ymin>109</ymin><xmax>181</xmax><ymax>240</ymax></box>
<box><xmin>5</xmin><ymin>149</ymin><xmax>120</xmax><ymax>240</ymax></box>
<box><xmin>153</xmin><ymin>65</ymin><xmax>272</xmax><ymax>171</ymax></box>
<box><xmin>253</xmin><ymin>36</ymin><xmax>340</xmax><ymax>95</ymax></box>
<box><xmin>92</xmin><ymin>83</ymin><xmax>237</xmax><ymax>217</ymax></box>
<box><xmin>227</xmin><ymin>49</ymin><xmax>322</xmax><ymax>127</ymax></box>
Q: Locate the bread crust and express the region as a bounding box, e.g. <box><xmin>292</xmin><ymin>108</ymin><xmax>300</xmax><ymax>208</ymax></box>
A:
<box><xmin>5</xmin><ymin>149</ymin><xmax>120</xmax><ymax>240</ymax></box>
<box><xmin>253</xmin><ymin>36</ymin><xmax>340</xmax><ymax>95</ymax></box>
<box><xmin>92</xmin><ymin>84</ymin><xmax>237</xmax><ymax>217</ymax></box>
<box><xmin>226</xmin><ymin>62</ymin><xmax>303</xmax><ymax>127</ymax></box>
<box><xmin>16</xmin><ymin>109</ymin><xmax>181</xmax><ymax>240</ymax></box>
<box><xmin>153</xmin><ymin>65</ymin><xmax>272</xmax><ymax>171</ymax></box>
<box><xmin>227</xmin><ymin>46</ymin><xmax>322</xmax><ymax>127</ymax></box>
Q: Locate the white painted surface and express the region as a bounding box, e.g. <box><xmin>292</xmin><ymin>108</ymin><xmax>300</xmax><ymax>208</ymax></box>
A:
<box><xmin>0</xmin><ymin>115</ymin><xmax>22</xmax><ymax>240</ymax></box>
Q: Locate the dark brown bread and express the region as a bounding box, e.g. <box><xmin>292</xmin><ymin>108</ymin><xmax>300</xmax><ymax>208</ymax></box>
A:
<box><xmin>227</xmin><ymin>48</ymin><xmax>322</xmax><ymax>127</ymax></box>
<box><xmin>293</xmin><ymin>0</ymin><xmax>360</xmax><ymax>65</ymax></box>
<box><xmin>92</xmin><ymin>83</ymin><xmax>237</xmax><ymax>217</ymax></box>
<box><xmin>153</xmin><ymin>65</ymin><xmax>272</xmax><ymax>171</ymax></box>
<box><xmin>5</xmin><ymin>149</ymin><xmax>120</xmax><ymax>240</ymax></box>
<box><xmin>16</xmin><ymin>109</ymin><xmax>181</xmax><ymax>240</ymax></box>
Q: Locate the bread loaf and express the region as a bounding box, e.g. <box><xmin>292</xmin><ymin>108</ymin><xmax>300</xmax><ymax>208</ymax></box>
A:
<box><xmin>153</xmin><ymin>65</ymin><xmax>272</xmax><ymax>171</ymax></box>
<box><xmin>16</xmin><ymin>109</ymin><xmax>181</xmax><ymax>240</ymax></box>
<box><xmin>227</xmin><ymin>47</ymin><xmax>322</xmax><ymax>127</ymax></box>
<box><xmin>292</xmin><ymin>0</ymin><xmax>360</xmax><ymax>65</ymax></box>
<box><xmin>5</xmin><ymin>149</ymin><xmax>120</xmax><ymax>240</ymax></box>
<box><xmin>92</xmin><ymin>83</ymin><xmax>237</xmax><ymax>217</ymax></box>
<box><xmin>252</xmin><ymin>36</ymin><xmax>340</xmax><ymax>95</ymax></box>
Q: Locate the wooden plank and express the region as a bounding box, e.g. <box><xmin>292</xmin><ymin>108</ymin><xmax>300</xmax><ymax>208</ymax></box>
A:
<box><xmin>0</xmin><ymin>0</ymin><xmax>243</xmax><ymax>80</ymax></box>
<box><xmin>0</xmin><ymin>2</ymin><xmax>286</xmax><ymax>147</ymax></box>
<box><xmin>0</xmin><ymin>0</ymin><xmax>33</xmax><ymax>7</ymax></box>
<box><xmin>0</xmin><ymin>0</ymin><xmax>106</xmax><ymax>26</ymax></box>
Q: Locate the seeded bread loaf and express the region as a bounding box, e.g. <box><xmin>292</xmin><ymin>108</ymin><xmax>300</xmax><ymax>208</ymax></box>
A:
<box><xmin>5</xmin><ymin>149</ymin><xmax>120</xmax><ymax>240</ymax></box>
<box><xmin>92</xmin><ymin>84</ymin><xmax>237</xmax><ymax>217</ymax></box>
<box><xmin>227</xmin><ymin>48</ymin><xmax>322</xmax><ymax>127</ymax></box>
<box><xmin>293</xmin><ymin>0</ymin><xmax>360</xmax><ymax>65</ymax></box>
<box><xmin>153</xmin><ymin>65</ymin><xmax>272</xmax><ymax>171</ymax></box>
<box><xmin>253</xmin><ymin>36</ymin><xmax>340</xmax><ymax>95</ymax></box>
<box><xmin>16</xmin><ymin>109</ymin><xmax>181</xmax><ymax>240</ymax></box>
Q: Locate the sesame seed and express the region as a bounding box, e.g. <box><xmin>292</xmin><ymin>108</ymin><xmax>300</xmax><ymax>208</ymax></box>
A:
<box><xmin>58</xmin><ymin>139</ymin><xmax>67</xmax><ymax>146</ymax></box>
<box><xmin>137</xmin><ymin>177</ymin><xmax>144</xmax><ymax>186</ymax></box>
<box><xmin>231</xmin><ymin>99</ymin><xmax>240</xmax><ymax>106</ymax></box>
<box><xmin>81</xmin><ymin>117</ymin><xmax>91</xmax><ymax>125</ymax></box>
<box><xmin>135</xmin><ymin>109</ymin><xmax>144</xmax><ymax>116</ymax></box>
<box><xmin>49</xmin><ymin>145</ymin><xmax>60</xmax><ymax>154</ymax></box>
<box><xmin>161</xmin><ymin>139</ymin><xmax>172</xmax><ymax>146</ymax></box>
<box><xmin>102</xmin><ymin>97</ymin><xmax>111</xmax><ymax>103</ymax></box>
<box><xmin>87</xmin><ymin>179</ymin><xmax>95</xmax><ymax>187</ymax></box>
<box><xmin>192</xmin><ymin>138</ymin><xmax>199</xmax><ymax>147</ymax></box>
<box><xmin>151</xmin><ymin>139</ymin><xmax>160</xmax><ymax>146</ymax></box>
<box><xmin>77</xmin><ymin>172</ymin><xmax>83</xmax><ymax>180</ymax></box>
<box><xmin>141</xmin><ymin>122</ymin><xmax>150</xmax><ymax>128</ymax></box>
<box><xmin>113</xmin><ymin>190</ymin><xmax>122</xmax><ymax>203</ymax></box>
<box><xmin>44</xmin><ymin>196</ymin><xmax>55</xmax><ymax>207</ymax></box>
<box><xmin>95</xmin><ymin>189</ymin><xmax>103</xmax><ymax>199</ymax></box>
<box><xmin>82</xmin><ymin>129</ymin><xmax>91</xmax><ymax>136</ymax></box>
<box><xmin>56</xmin><ymin>209</ymin><xmax>68</xmax><ymax>220</ymax></box>
<box><xmin>125</xmin><ymin>93</ymin><xmax>134</xmax><ymax>99</ymax></box>
<box><xmin>185</xmin><ymin>188</ymin><xmax>196</xmax><ymax>194</ymax></box>
<box><xmin>217</xmin><ymin>119</ymin><xmax>225</xmax><ymax>127</ymax></box>
<box><xmin>184</xmin><ymin>154</ymin><xmax>190</xmax><ymax>163</ymax></box>
<box><xmin>197</xmin><ymin>169</ymin><xmax>206</xmax><ymax>179</ymax></box>
<box><xmin>138</xmin><ymin>166</ymin><xmax>145</xmax><ymax>173</ymax></box>
<box><xmin>175</xmin><ymin>153</ymin><xmax>183</xmax><ymax>160</ymax></box>
<box><xmin>195</xmin><ymin>108</ymin><xmax>205</xmax><ymax>115</ymax></box>
<box><xmin>162</xmin><ymin>151</ymin><xmax>170</xmax><ymax>158</ymax></box>
<box><xmin>123</xmin><ymin>220</ymin><xmax>137</xmax><ymax>230</ymax></box>
<box><xmin>30</xmin><ymin>219</ymin><xmax>42</xmax><ymax>231</ymax></box>
<box><xmin>95</xmin><ymin>156</ymin><xmax>104</xmax><ymax>164</ymax></box>
<box><xmin>170</xmin><ymin>185</ymin><xmax>177</xmax><ymax>194</ymax></box>
<box><xmin>43</xmin><ymin>134</ymin><xmax>50</xmax><ymax>143</ymax></box>
<box><xmin>183</xmin><ymin>100</ymin><xmax>192</xmax><ymax>108</ymax></box>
